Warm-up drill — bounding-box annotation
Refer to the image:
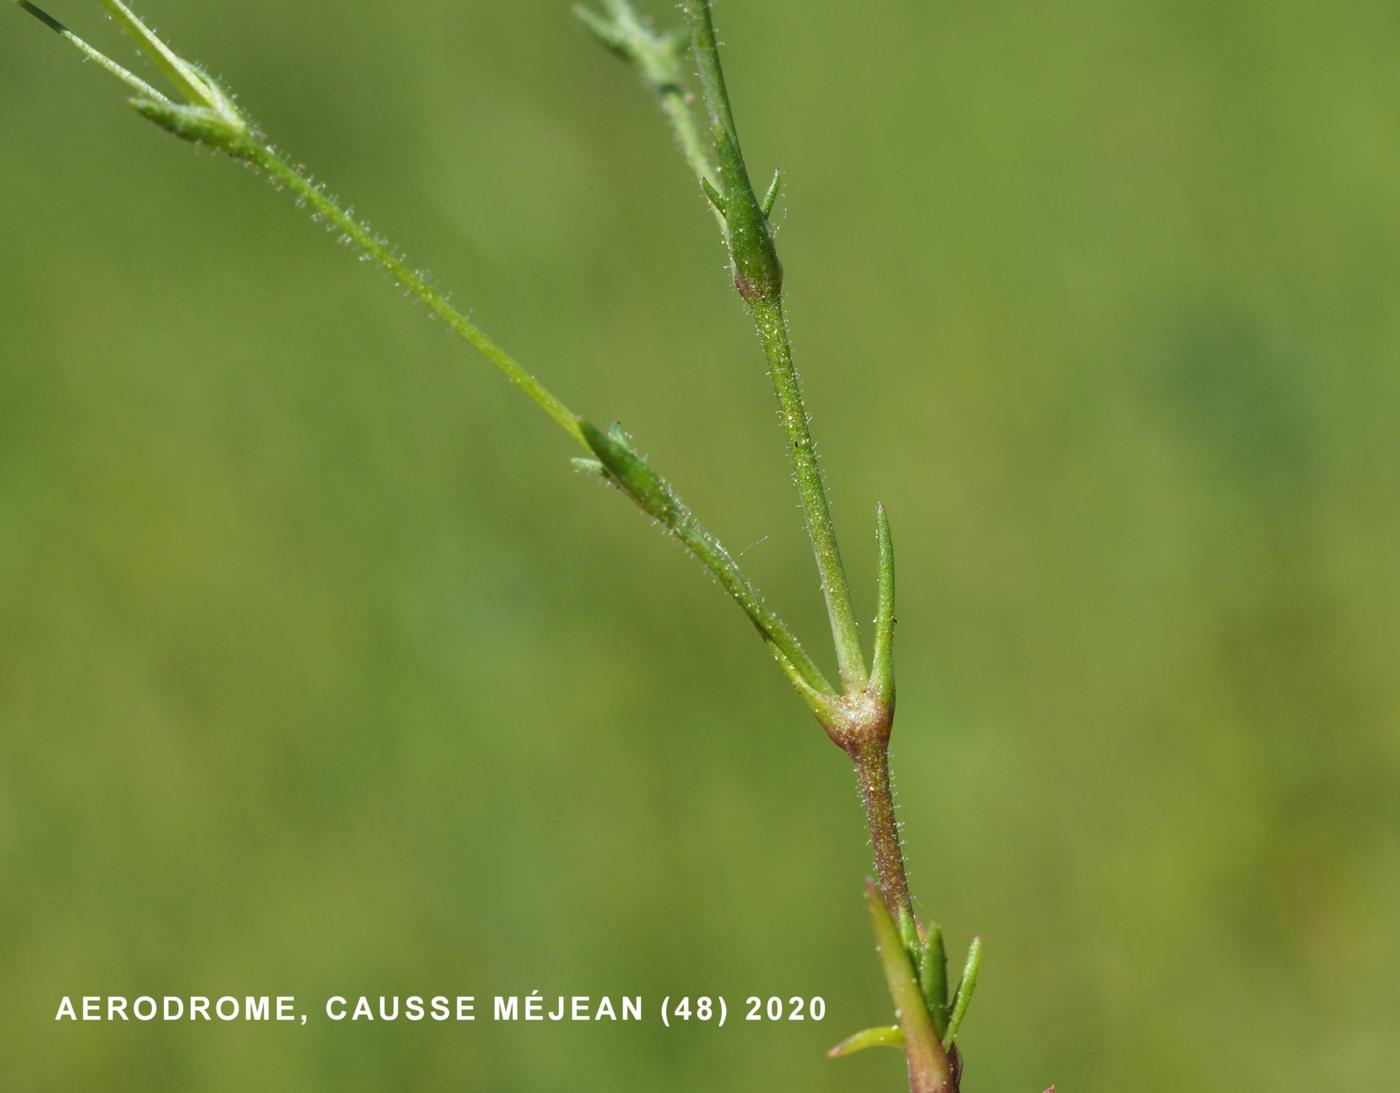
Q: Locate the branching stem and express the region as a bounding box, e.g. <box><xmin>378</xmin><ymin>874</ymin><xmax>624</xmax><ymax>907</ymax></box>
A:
<box><xmin>683</xmin><ymin>0</ymin><xmax>867</xmax><ymax>691</ymax></box>
<box><xmin>13</xmin><ymin>0</ymin><xmax>994</xmax><ymax>1084</ymax></box>
<box><xmin>252</xmin><ymin>146</ymin><xmax>831</xmax><ymax>696</ymax></box>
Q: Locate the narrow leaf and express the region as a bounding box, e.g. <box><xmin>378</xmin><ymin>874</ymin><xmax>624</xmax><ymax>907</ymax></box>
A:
<box><xmin>897</xmin><ymin>907</ymin><xmax>921</xmax><ymax>959</ymax></box>
<box><xmin>570</xmin><ymin>457</ymin><xmax>607</xmax><ymax>478</ymax></box>
<box><xmin>865</xmin><ymin>881</ymin><xmax>953</xmax><ymax>1093</ymax></box>
<box><xmin>942</xmin><ymin>936</ymin><xmax>984</xmax><ymax>1050</ymax></box>
<box><xmin>15</xmin><ymin>0</ymin><xmax>168</xmax><ymax>101</ymax></box>
<box><xmin>870</xmin><ymin>502</ymin><xmax>896</xmax><ymax>703</ymax></box>
<box><xmin>98</xmin><ymin>0</ymin><xmax>213</xmax><ymax>107</ymax></box>
<box><xmin>701</xmin><ymin>176</ymin><xmax>727</xmax><ymax>218</ymax></box>
<box><xmin>919</xmin><ymin>921</ymin><xmax>949</xmax><ymax>1032</ymax></box>
<box><xmin>760</xmin><ymin>168</ymin><xmax>783</xmax><ymax>217</ymax></box>
<box><xmin>826</xmin><ymin>1024</ymin><xmax>904</xmax><ymax>1058</ymax></box>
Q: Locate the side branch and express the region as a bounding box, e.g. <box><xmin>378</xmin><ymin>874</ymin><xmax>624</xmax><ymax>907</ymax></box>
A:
<box><xmin>682</xmin><ymin>0</ymin><xmax>867</xmax><ymax>690</ymax></box>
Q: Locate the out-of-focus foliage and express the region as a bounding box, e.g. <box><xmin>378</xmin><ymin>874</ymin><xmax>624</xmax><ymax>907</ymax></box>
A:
<box><xmin>1</xmin><ymin>2</ymin><xmax>1396</xmax><ymax>1090</ymax></box>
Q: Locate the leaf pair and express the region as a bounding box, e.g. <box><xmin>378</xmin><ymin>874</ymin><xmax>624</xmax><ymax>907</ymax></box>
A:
<box><xmin>14</xmin><ymin>0</ymin><xmax>254</xmax><ymax>155</ymax></box>
<box><xmin>828</xmin><ymin>885</ymin><xmax>983</xmax><ymax>1092</ymax></box>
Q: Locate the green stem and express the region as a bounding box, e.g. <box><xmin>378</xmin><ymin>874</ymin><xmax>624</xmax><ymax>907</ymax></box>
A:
<box><xmin>250</xmin><ymin>147</ymin><xmax>589</xmax><ymax>451</ymax></box>
<box><xmin>576</xmin><ymin>0</ymin><xmax>722</xmax><ymax>226</ymax></box>
<box><xmin>580</xmin><ymin>423</ymin><xmax>834</xmax><ymax>699</ymax></box>
<box><xmin>253</xmin><ymin>143</ymin><xmax>834</xmax><ymax>693</ymax></box>
<box><xmin>749</xmin><ymin>295</ymin><xmax>867</xmax><ymax>689</ymax></box>
<box><xmin>598</xmin><ymin>0</ymin><xmax>719</xmax><ymax>193</ymax></box>
<box><xmin>657</xmin><ymin>77</ymin><xmax>722</xmax><ymax>215</ymax></box>
<box><xmin>683</xmin><ymin>0</ymin><xmax>866</xmax><ymax>690</ymax></box>
<box><xmin>578</xmin><ymin>1</ymin><xmax>860</xmax><ymax>697</ymax></box>
<box><xmin>673</xmin><ymin>510</ymin><xmax>833</xmax><ymax>698</ymax></box>
<box><xmin>684</xmin><ymin>0</ymin><xmax>738</xmax><ymax>144</ymax></box>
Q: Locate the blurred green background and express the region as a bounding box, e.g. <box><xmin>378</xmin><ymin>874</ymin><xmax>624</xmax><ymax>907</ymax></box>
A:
<box><xmin>2</xmin><ymin>1</ymin><xmax>1397</xmax><ymax>1090</ymax></box>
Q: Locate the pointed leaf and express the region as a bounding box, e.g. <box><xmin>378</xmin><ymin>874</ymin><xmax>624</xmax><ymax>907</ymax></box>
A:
<box><xmin>866</xmin><ymin>882</ymin><xmax>954</xmax><ymax>1093</ymax></box>
<box><xmin>826</xmin><ymin>1024</ymin><xmax>904</xmax><ymax>1058</ymax></box>
<box><xmin>99</xmin><ymin>0</ymin><xmax>214</xmax><ymax>108</ymax></box>
<box><xmin>942</xmin><ymin>935</ymin><xmax>984</xmax><ymax>1050</ymax></box>
<box><xmin>701</xmin><ymin>176</ymin><xmax>727</xmax><ymax>218</ymax></box>
<box><xmin>16</xmin><ymin>0</ymin><xmax>167</xmax><ymax>101</ymax></box>
<box><xmin>870</xmin><ymin>502</ymin><xmax>896</xmax><ymax>703</ymax></box>
<box><xmin>919</xmin><ymin>921</ymin><xmax>949</xmax><ymax>1032</ymax></box>
<box><xmin>760</xmin><ymin>168</ymin><xmax>783</xmax><ymax>217</ymax></box>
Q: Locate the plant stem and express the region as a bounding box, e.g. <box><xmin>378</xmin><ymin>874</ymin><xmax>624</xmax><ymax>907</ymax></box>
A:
<box><xmin>250</xmin><ymin>148</ymin><xmax>589</xmax><ymax>452</ymax></box>
<box><xmin>17</xmin><ymin>0</ymin><xmax>838</xmax><ymax>703</ymax></box>
<box><xmin>576</xmin><ymin>1</ymin><xmax>722</xmax><ymax>226</ymax></box>
<box><xmin>853</xmin><ymin>739</ymin><xmax>915</xmax><ymax>930</ymax></box>
<box><xmin>683</xmin><ymin>0</ymin><xmax>868</xmax><ymax>691</ymax></box>
<box><xmin>600</xmin><ymin>2</ymin><xmax>719</xmax><ymax>191</ymax></box>
<box><xmin>749</xmin><ymin>296</ymin><xmax>868</xmax><ymax>690</ymax></box>
<box><xmin>17</xmin><ymin>1</ymin><xmax>997</xmax><ymax>1078</ymax></box>
<box><xmin>655</xmin><ymin>70</ymin><xmax>720</xmax><ymax>199</ymax></box>
<box><xmin>580</xmin><ymin>423</ymin><xmax>834</xmax><ymax>698</ymax></box>
<box><xmin>249</xmin><ymin>143</ymin><xmax>839</xmax><ymax>695</ymax></box>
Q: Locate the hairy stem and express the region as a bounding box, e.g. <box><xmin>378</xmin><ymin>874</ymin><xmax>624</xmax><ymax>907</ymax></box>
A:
<box><xmin>18</xmin><ymin>0</ymin><xmax>834</xmax><ymax>698</ymax></box>
<box><xmin>749</xmin><ymin>296</ymin><xmax>867</xmax><ymax>690</ymax></box>
<box><xmin>656</xmin><ymin>71</ymin><xmax>719</xmax><ymax>200</ymax></box>
<box><xmin>250</xmin><ymin>148</ymin><xmax>589</xmax><ymax>450</ymax></box>
<box><xmin>580</xmin><ymin>423</ymin><xmax>834</xmax><ymax>698</ymax></box>
<box><xmin>853</xmin><ymin>739</ymin><xmax>915</xmax><ymax>930</ymax></box>
<box><xmin>683</xmin><ymin>0</ymin><xmax>867</xmax><ymax>691</ymax></box>
<box><xmin>251</xmin><ymin>144</ymin><xmax>838</xmax><ymax>693</ymax></box>
<box><xmin>16</xmin><ymin>0</ymin><xmax>995</xmax><ymax>1080</ymax></box>
<box><xmin>255</xmin><ymin>141</ymin><xmax>844</xmax><ymax>699</ymax></box>
<box><xmin>576</xmin><ymin>0</ymin><xmax>721</xmax><ymax>226</ymax></box>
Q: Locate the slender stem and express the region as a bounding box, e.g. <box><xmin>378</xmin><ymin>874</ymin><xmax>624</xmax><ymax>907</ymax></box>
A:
<box><xmin>584</xmin><ymin>1</ymin><xmax>868</xmax><ymax>690</ymax></box>
<box><xmin>597</xmin><ymin>12</ymin><xmax>949</xmax><ymax>1073</ymax></box>
<box><xmin>253</xmin><ymin>142</ymin><xmax>838</xmax><ymax>695</ymax></box>
<box><xmin>750</xmin><ymin>296</ymin><xmax>867</xmax><ymax>689</ymax></box>
<box><xmin>251</xmin><ymin>147</ymin><xmax>589</xmax><ymax>451</ymax></box>
<box><xmin>853</xmin><ymin>739</ymin><xmax>914</xmax><ymax>930</ymax></box>
<box><xmin>684</xmin><ymin>0</ymin><xmax>867</xmax><ymax>690</ymax></box>
<box><xmin>580</xmin><ymin>423</ymin><xmax>835</xmax><ymax>698</ymax></box>
<box><xmin>578</xmin><ymin>0</ymin><xmax>722</xmax><ymax>226</ymax></box>
<box><xmin>18</xmin><ymin>2</ymin><xmax>987</xmax><ymax>1070</ymax></box>
<box><xmin>672</xmin><ymin>507</ymin><xmax>833</xmax><ymax>697</ymax></box>
<box><xmin>685</xmin><ymin>0</ymin><xmax>738</xmax><ymax>143</ymax></box>
<box><xmin>657</xmin><ymin>81</ymin><xmax>722</xmax><ymax>215</ymax></box>
<box><xmin>598</xmin><ymin>0</ymin><xmax>719</xmax><ymax>191</ymax></box>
